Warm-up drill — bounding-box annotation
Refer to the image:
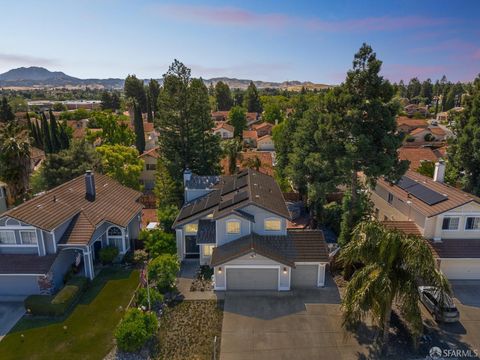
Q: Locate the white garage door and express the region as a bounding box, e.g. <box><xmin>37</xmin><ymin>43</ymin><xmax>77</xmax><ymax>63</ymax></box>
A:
<box><xmin>0</xmin><ymin>275</ymin><xmax>40</xmax><ymax>296</ymax></box>
<box><xmin>441</xmin><ymin>259</ymin><xmax>480</xmax><ymax>280</ymax></box>
<box><xmin>291</xmin><ymin>265</ymin><xmax>318</xmax><ymax>288</ymax></box>
<box><xmin>226</xmin><ymin>268</ymin><xmax>278</xmax><ymax>290</ymax></box>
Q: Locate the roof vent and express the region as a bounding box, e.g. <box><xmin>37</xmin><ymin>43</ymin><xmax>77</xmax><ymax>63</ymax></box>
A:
<box><xmin>85</xmin><ymin>170</ymin><xmax>96</xmax><ymax>201</ymax></box>
<box><xmin>255</xmin><ymin>194</ymin><xmax>260</xmax><ymax>199</ymax></box>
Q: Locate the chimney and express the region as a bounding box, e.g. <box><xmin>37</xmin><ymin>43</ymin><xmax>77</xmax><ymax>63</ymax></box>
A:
<box><xmin>85</xmin><ymin>170</ymin><xmax>96</xmax><ymax>201</ymax></box>
<box><xmin>183</xmin><ymin>168</ymin><xmax>192</xmax><ymax>187</ymax></box>
<box><xmin>433</xmin><ymin>160</ymin><xmax>446</xmax><ymax>183</ymax></box>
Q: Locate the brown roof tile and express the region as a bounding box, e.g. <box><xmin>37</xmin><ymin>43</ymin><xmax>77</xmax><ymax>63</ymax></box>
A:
<box><xmin>0</xmin><ymin>254</ymin><xmax>57</xmax><ymax>274</ymax></box>
<box><xmin>398</xmin><ymin>147</ymin><xmax>440</xmax><ymax>170</ymax></box>
<box><xmin>427</xmin><ymin>239</ymin><xmax>480</xmax><ymax>259</ymax></box>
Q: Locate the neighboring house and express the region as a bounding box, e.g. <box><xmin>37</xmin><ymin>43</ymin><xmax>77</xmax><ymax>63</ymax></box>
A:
<box><xmin>370</xmin><ymin>163</ymin><xmax>480</xmax><ymax>280</ymax></box>
<box><xmin>0</xmin><ymin>171</ymin><xmax>143</xmax><ymax>296</ymax></box>
<box><xmin>220</xmin><ymin>151</ymin><xmax>274</xmax><ymax>176</ymax></box>
<box><xmin>242</xmin><ymin>130</ymin><xmax>258</xmax><ymax>148</ymax></box>
<box><xmin>398</xmin><ymin>147</ymin><xmax>441</xmax><ymax>171</ymax></box>
<box><xmin>213</xmin><ymin>122</ymin><xmax>234</xmax><ymax>139</ymax></box>
<box><xmin>139</xmin><ymin>147</ymin><xmax>159</xmax><ymax>192</ymax></box>
<box><xmin>173</xmin><ymin>169</ymin><xmax>329</xmax><ymax>291</ymax></box>
<box><xmin>404</xmin><ymin>104</ymin><xmax>428</xmax><ymax>117</ymax></box>
<box><xmin>211</xmin><ymin>111</ymin><xmax>229</xmax><ymax>122</ymax></box>
<box><xmin>436</xmin><ymin>111</ymin><xmax>449</xmax><ymax>123</ymax></box>
<box><xmin>0</xmin><ymin>181</ymin><xmax>8</xmax><ymax>215</ymax></box>
<box><xmin>252</xmin><ymin>122</ymin><xmax>273</xmax><ymax>138</ymax></box>
<box><xmin>257</xmin><ymin>134</ymin><xmax>275</xmax><ymax>151</ymax></box>
<box><xmin>246</xmin><ymin>112</ymin><xmax>260</xmax><ymax>126</ymax></box>
<box><xmin>409</xmin><ymin>127</ymin><xmax>446</xmax><ymax>142</ymax></box>
<box><xmin>30</xmin><ymin>147</ymin><xmax>46</xmax><ymax>172</ymax></box>
<box><xmin>396</xmin><ymin>116</ymin><xmax>428</xmax><ymax>133</ymax></box>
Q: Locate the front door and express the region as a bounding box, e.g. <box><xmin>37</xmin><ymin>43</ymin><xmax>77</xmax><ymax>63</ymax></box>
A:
<box><xmin>93</xmin><ymin>240</ymin><xmax>102</xmax><ymax>261</ymax></box>
<box><xmin>185</xmin><ymin>235</ymin><xmax>199</xmax><ymax>258</ymax></box>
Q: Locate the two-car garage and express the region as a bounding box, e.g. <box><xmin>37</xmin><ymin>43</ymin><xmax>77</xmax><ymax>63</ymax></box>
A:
<box><xmin>440</xmin><ymin>259</ymin><xmax>480</xmax><ymax>280</ymax></box>
<box><xmin>226</xmin><ymin>268</ymin><xmax>279</xmax><ymax>290</ymax></box>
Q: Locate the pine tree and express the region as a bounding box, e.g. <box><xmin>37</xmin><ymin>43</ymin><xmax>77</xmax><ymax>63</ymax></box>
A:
<box><xmin>133</xmin><ymin>102</ymin><xmax>145</xmax><ymax>154</ymax></box>
<box><xmin>243</xmin><ymin>81</ymin><xmax>262</xmax><ymax>113</ymax></box>
<box><xmin>49</xmin><ymin>109</ymin><xmax>61</xmax><ymax>152</ymax></box>
<box><xmin>0</xmin><ymin>96</ymin><xmax>15</xmax><ymax>122</ymax></box>
<box><xmin>215</xmin><ymin>81</ymin><xmax>233</xmax><ymax>111</ymax></box>
<box><xmin>148</xmin><ymin>79</ymin><xmax>160</xmax><ymax>117</ymax></box>
<box><xmin>59</xmin><ymin>121</ymin><xmax>70</xmax><ymax>150</ymax></box>
<box><xmin>124</xmin><ymin>75</ymin><xmax>147</xmax><ymax>112</ymax></box>
<box><xmin>228</xmin><ymin>106</ymin><xmax>247</xmax><ymax>138</ymax></box>
<box><xmin>146</xmin><ymin>93</ymin><xmax>153</xmax><ymax>122</ymax></box>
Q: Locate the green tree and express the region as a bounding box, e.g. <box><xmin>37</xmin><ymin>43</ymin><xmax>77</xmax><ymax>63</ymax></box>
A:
<box><xmin>215</xmin><ymin>81</ymin><xmax>233</xmax><ymax>111</ymax></box>
<box><xmin>133</xmin><ymin>102</ymin><xmax>146</xmax><ymax>153</ymax></box>
<box><xmin>0</xmin><ymin>121</ymin><xmax>31</xmax><ymax>204</ymax></box>
<box><xmin>417</xmin><ymin>160</ymin><xmax>435</xmax><ymax>178</ymax></box>
<box><xmin>148</xmin><ymin>79</ymin><xmax>160</xmax><ymax>117</ymax></box>
<box><xmin>87</xmin><ymin>112</ymin><xmax>135</xmax><ymax>146</ymax></box>
<box><xmin>95</xmin><ymin>144</ymin><xmax>144</xmax><ymax>190</ymax></box>
<box><xmin>41</xmin><ymin>112</ymin><xmax>53</xmax><ymax>154</ymax></box>
<box><xmin>49</xmin><ymin>109</ymin><xmax>61</xmax><ymax>152</ymax></box>
<box><xmin>0</xmin><ymin>96</ymin><xmax>15</xmax><ymax>122</ymax></box>
<box><xmin>228</xmin><ymin>106</ymin><xmax>247</xmax><ymax>138</ymax></box>
<box><xmin>154</xmin><ymin>157</ymin><xmax>182</xmax><ymax>209</ymax></box>
<box><xmin>148</xmin><ymin>254</ymin><xmax>180</xmax><ymax>290</ymax></box>
<box><xmin>222</xmin><ymin>138</ymin><xmax>242</xmax><ymax>174</ymax></box>
<box><xmin>420</xmin><ymin>79</ymin><xmax>433</xmax><ymax>104</ymax></box>
<box><xmin>156</xmin><ymin>60</ymin><xmax>221</xmax><ymax>187</ymax></box>
<box><xmin>115</xmin><ymin>308</ymin><xmax>158</xmax><ymax>352</ymax></box>
<box><xmin>407</xmin><ymin>77</ymin><xmax>421</xmax><ymax>99</ymax></box>
<box><xmin>124</xmin><ymin>74</ymin><xmax>147</xmax><ymax>112</ymax></box>
<box><xmin>139</xmin><ymin>229</ymin><xmax>176</xmax><ymax>258</ymax></box>
<box><xmin>40</xmin><ymin>140</ymin><xmax>102</xmax><ymax>190</ymax></box>
<box><xmin>341</xmin><ymin>221</ymin><xmax>450</xmax><ymax>350</ymax></box>
<box><xmin>101</xmin><ymin>91</ymin><xmax>121</xmax><ymax>111</ymax></box>
<box><xmin>263</xmin><ymin>102</ymin><xmax>283</xmax><ymax>124</ymax></box>
<box><xmin>243</xmin><ymin>81</ymin><xmax>262</xmax><ymax>113</ymax></box>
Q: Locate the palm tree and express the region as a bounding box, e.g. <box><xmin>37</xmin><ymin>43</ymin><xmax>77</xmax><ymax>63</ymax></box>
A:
<box><xmin>221</xmin><ymin>138</ymin><xmax>242</xmax><ymax>175</ymax></box>
<box><xmin>340</xmin><ymin>220</ymin><xmax>450</xmax><ymax>351</ymax></box>
<box><xmin>0</xmin><ymin>121</ymin><xmax>31</xmax><ymax>204</ymax></box>
<box><xmin>241</xmin><ymin>155</ymin><xmax>262</xmax><ymax>171</ymax></box>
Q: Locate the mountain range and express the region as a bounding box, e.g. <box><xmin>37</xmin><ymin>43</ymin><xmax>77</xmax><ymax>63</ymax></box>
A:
<box><xmin>0</xmin><ymin>67</ymin><xmax>330</xmax><ymax>91</ymax></box>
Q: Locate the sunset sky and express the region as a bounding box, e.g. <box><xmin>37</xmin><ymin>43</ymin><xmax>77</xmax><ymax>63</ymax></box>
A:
<box><xmin>1</xmin><ymin>0</ymin><xmax>479</xmax><ymax>83</ymax></box>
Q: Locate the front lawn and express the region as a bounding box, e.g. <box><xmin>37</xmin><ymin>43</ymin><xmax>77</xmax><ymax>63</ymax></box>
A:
<box><xmin>0</xmin><ymin>267</ymin><xmax>139</xmax><ymax>360</ymax></box>
<box><xmin>158</xmin><ymin>300</ymin><xmax>223</xmax><ymax>360</ymax></box>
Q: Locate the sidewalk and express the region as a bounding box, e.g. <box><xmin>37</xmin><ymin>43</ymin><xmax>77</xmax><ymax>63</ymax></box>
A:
<box><xmin>176</xmin><ymin>260</ymin><xmax>223</xmax><ymax>300</ymax></box>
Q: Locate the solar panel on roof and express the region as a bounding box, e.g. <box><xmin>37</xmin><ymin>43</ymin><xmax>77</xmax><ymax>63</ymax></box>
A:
<box><xmin>407</xmin><ymin>184</ymin><xmax>447</xmax><ymax>206</ymax></box>
<box><xmin>237</xmin><ymin>170</ymin><xmax>248</xmax><ymax>178</ymax></box>
<box><xmin>397</xmin><ymin>176</ymin><xmax>417</xmax><ymax>190</ymax></box>
<box><xmin>221</xmin><ymin>180</ymin><xmax>235</xmax><ymax>195</ymax></box>
<box><xmin>236</xmin><ymin>175</ymin><xmax>248</xmax><ymax>189</ymax></box>
<box><xmin>218</xmin><ymin>198</ymin><xmax>234</xmax><ymax>210</ymax></box>
<box><xmin>233</xmin><ymin>190</ymin><xmax>249</xmax><ymax>204</ymax></box>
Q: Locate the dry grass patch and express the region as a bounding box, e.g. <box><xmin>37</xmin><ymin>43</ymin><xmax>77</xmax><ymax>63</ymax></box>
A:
<box><xmin>158</xmin><ymin>300</ymin><xmax>223</xmax><ymax>360</ymax></box>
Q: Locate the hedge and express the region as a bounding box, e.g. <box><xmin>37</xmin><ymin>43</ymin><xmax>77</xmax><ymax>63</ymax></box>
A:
<box><xmin>25</xmin><ymin>276</ymin><xmax>88</xmax><ymax>316</ymax></box>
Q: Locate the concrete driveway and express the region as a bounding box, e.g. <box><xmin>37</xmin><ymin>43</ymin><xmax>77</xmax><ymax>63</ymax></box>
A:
<box><xmin>220</xmin><ymin>275</ymin><xmax>374</xmax><ymax>360</ymax></box>
<box><xmin>0</xmin><ymin>302</ymin><xmax>25</xmax><ymax>342</ymax></box>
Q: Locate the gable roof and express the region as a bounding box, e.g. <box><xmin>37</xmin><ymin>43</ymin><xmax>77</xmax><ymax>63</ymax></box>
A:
<box><xmin>139</xmin><ymin>147</ymin><xmax>160</xmax><ymax>159</ymax></box>
<box><xmin>396</xmin><ymin>116</ymin><xmax>428</xmax><ymax>129</ymax></box>
<box><xmin>257</xmin><ymin>134</ymin><xmax>272</xmax><ymax>142</ymax></box>
<box><xmin>398</xmin><ymin>147</ymin><xmax>440</xmax><ymax>170</ymax></box>
<box><xmin>410</xmin><ymin>127</ymin><xmax>430</xmax><ymax>136</ymax></box>
<box><xmin>242</xmin><ymin>130</ymin><xmax>258</xmax><ymax>140</ymax></box>
<box><xmin>210</xmin><ymin>230</ymin><xmax>328</xmax><ymax>267</ymax></box>
<box><xmin>174</xmin><ymin>169</ymin><xmax>290</xmax><ymax>227</ymax></box>
<box><xmin>252</xmin><ymin>122</ymin><xmax>273</xmax><ymax>131</ymax></box>
<box><xmin>3</xmin><ymin>173</ymin><xmax>143</xmax><ymax>233</ymax></box>
<box><xmin>430</xmin><ymin>127</ymin><xmax>446</xmax><ymax>137</ymax></box>
<box><xmin>377</xmin><ymin>170</ymin><xmax>480</xmax><ymax>217</ymax></box>
<box><xmin>213</xmin><ymin>122</ymin><xmax>234</xmax><ymax>133</ymax></box>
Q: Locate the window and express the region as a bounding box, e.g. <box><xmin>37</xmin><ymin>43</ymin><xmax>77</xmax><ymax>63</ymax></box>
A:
<box><xmin>442</xmin><ymin>217</ymin><xmax>460</xmax><ymax>230</ymax></box>
<box><xmin>387</xmin><ymin>193</ymin><xmax>394</xmax><ymax>204</ymax></box>
<box><xmin>146</xmin><ymin>163</ymin><xmax>156</xmax><ymax>171</ymax></box>
<box><xmin>20</xmin><ymin>231</ymin><xmax>37</xmax><ymax>245</ymax></box>
<box><xmin>226</xmin><ymin>220</ymin><xmax>240</xmax><ymax>234</ymax></box>
<box><xmin>108</xmin><ymin>227</ymin><xmax>122</xmax><ymax>236</ymax></box>
<box><xmin>107</xmin><ymin>226</ymin><xmax>123</xmax><ymax>249</ymax></box>
<box><xmin>374</xmin><ymin>208</ymin><xmax>380</xmax><ymax>219</ymax></box>
<box><xmin>264</xmin><ymin>218</ymin><xmax>281</xmax><ymax>231</ymax></box>
<box><xmin>0</xmin><ymin>231</ymin><xmax>15</xmax><ymax>244</ymax></box>
<box><xmin>465</xmin><ymin>217</ymin><xmax>480</xmax><ymax>230</ymax></box>
<box><xmin>185</xmin><ymin>223</ymin><xmax>198</xmax><ymax>234</ymax></box>
<box><xmin>203</xmin><ymin>245</ymin><xmax>214</xmax><ymax>256</ymax></box>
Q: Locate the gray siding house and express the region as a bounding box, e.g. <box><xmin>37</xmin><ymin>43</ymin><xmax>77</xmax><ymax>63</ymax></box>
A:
<box><xmin>173</xmin><ymin>169</ymin><xmax>329</xmax><ymax>291</ymax></box>
<box><xmin>0</xmin><ymin>171</ymin><xmax>143</xmax><ymax>296</ymax></box>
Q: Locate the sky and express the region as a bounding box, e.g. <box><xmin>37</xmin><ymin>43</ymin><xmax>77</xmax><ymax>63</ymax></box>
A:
<box><xmin>0</xmin><ymin>0</ymin><xmax>479</xmax><ymax>84</ymax></box>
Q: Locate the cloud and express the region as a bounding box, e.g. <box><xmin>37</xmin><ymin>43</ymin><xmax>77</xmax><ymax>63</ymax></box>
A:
<box><xmin>148</xmin><ymin>4</ymin><xmax>450</xmax><ymax>32</ymax></box>
<box><xmin>0</xmin><ymin>53</ymin><xmax>57</xmax><ymax>67</ymax></box>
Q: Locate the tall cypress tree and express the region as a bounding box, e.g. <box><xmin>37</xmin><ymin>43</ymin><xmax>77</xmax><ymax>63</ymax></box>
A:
<box><xmin>133</xmin><ymin>102</ymin><xmax>145</xmax><ymax>154</ymax></box>
<box><xmin>243</xmin><ymin>81</ymin><xmax>262</xmax><ymax>113</ymax></box>
<box><xmin>0</xmin><ymin>96</ymin><xmax>15</xmax><ymax>122</ymax></box>
<box><xmin>49</xmin><ymin>109</ymin><xmax>61</xmax><ymax>152</ymax></box>
<box><xmin>41</xmin><ymin>112</ymin><xmax>53</xmax><ymax>154</ymax></box>
<box><xmin>59</xmin><ymin>121</ymin><xmax>70</xmax><ymax>150</ymax></box>
<box><xmin>148</xmin><ymin>79</ymin><xmax>160</xmax><ymax>117</ymax></box>
<box><xmin>146</xmin><ymin>93</ymin><xmax>153</xmax><ymax>123</ymax></box>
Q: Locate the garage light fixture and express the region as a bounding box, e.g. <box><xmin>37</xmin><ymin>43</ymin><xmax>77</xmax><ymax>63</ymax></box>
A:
<box><xmin>218</xmin><ymin>267</ymin><xmax>222</xmax><ymax>274</ymax></box>
<box><xmin>283</xmin><ymin>267</ymin><xmax>287</xmax><ymax>274</ymax></box>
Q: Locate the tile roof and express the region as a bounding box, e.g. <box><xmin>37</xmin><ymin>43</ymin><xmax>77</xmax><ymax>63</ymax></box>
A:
<box><xmin>185</xmin><ymin>175</ymin><xmax>221</xmax><ymax>190</ymax></box>
<box><xmin>174</xmin><ymin>169</ymin><xmax>290</xmax><ymax>227</ymax></box>
<box><xmin>3</xmin><ymin>173</ymin><xmax>143</xmax><ymax>235</ymax></box>
<box><xmin>410</xmin><ymin>127</ymin><xmax>429</xmax><ymax>136</ymax></box>
<box><xmin>377</xmin><ymin>170</ymin><xmax>480</xmax><ymax>217</ymax></box>
<box><xmin>398</xmin><ymin>147</ymin><xmax>440</xmax><ymax>170</ymax></box>
<box><xmin>142</xmin><ymin>208</ymin><xmax>158</xmax><ymax>228</ymax></box>
<box><xmin>196</xmin><ymin>220</ymin><xmax>216</xmax><ymax>244</ymax></box>
<box><xmin>396</xmin><ymin>116</ymin><xmax>428</xmax><ymax>129</ymax></box>
<box><xmin>210</xmin><ymin>229</ymin><xmax>328</xmax><ymax>267</ymax></box>
<box><xmin>220</xmin><ymin>151</ymin><xmax>274</xmax><ymax>176</ymax></box>
<box><xmin>252</xmin><ymin>122</ymin><xmax>273</xmax><ymax>130</ymax></box>
<box><xmin>427</xmin><ymin>239</ymin><xmax>480</xmax><ymax>259</ymax></box>
<box><xmin>213</xmin><ymin>122</ymin><xmax>234</xmax><ymax>133</ymax></box>
<box><xmin>0</xmin><ymin>254</ymin><xmax>58</xmax><ymax>275</ymax></box>
<box><xmin>430</xmin><ymin>127</ymin><xmax>447</xmax><ymax>136</ymax></box>
<box><xmin>242</xmin><ymin>130</ymin><xmax>258</xmax><ymax>140</ymax></box>
<box><xmin>382</xmin><ymin>221</ymin><xmax>422</xmax><ymax>236</ymax></box>
<box><xmin>257</xmin><ymin>134</ymin><xmax>272</xmax><ymax>142</ymax></box>
<box><xmin>139</xmin><ymin>147</ymin><xmax>159</xmax><ymax>159</ymax></box>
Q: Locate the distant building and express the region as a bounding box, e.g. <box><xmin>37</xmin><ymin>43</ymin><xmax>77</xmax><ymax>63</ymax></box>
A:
<box><xmin>139</xmin><ymin>147</ymin><xmax>159</xmax><ymax>192</ymax></box>
<box><xmin>398</xmin><ymin>147</ymin><xmax>441</xmax><ymax>171</ymax></box>
<box><xmin>213</xmin><ymin>122</ymin><xmax>234</xmax><ymax>139</ymax></box>
<box><xmin>396</xmin><ymin>116</ymin><xmax>428</xmax><ymax>133</ymax></box>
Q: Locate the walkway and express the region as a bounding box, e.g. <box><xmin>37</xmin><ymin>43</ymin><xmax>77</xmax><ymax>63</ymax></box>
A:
<box><xmin>177</xmin><ymin>259</ymin><xmax>222</xmax><ymax>300</ymax></box>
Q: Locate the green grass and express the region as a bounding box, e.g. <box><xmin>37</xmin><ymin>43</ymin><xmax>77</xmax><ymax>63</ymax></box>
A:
<box><xmin>0</xmin><ymin>267</ymin><xmax>139</xmax><ymax>360</ymax></box>
<box><xmin>158</xmin><ymin>300</ymin><xmax>223</xmax><ymax>360</ymax></box>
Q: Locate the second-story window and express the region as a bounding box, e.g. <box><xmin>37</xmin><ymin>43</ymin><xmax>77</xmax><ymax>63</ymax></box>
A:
<box><xmin>146</xmin><ymin>164</ymin><xmax>156</xmax><ymax>171</ymax></box>
<box><xmin>442</xmin><ymin>217</ymin><xmax>459</xmax><ymax>230</ymax></box>
<box><xmin>185</xmin><ymin>223</ymin><xmax>198</xmax><ymax>234</ymax></box>
<box><xmin>0</xmin><ymin>231</ymin><xmax>15</xmax><ymax>244</ymax></box>
<box><xmin>226</xmin><ymin>220</ymin><xmax>241</xmax><ymax>234</ymax></box>
<box><xmin>465</xmin><ymin>217</ymin><xmax>480</xmax><ymax>230</ymax></box>
<box><xmin>264</xmin><ymin>218</ymin><xmax>281</xmax><ymax>231</ymax></box>
<box><xmin>387</xmin><ymin>193</ymin><xmax>394</xmax><ymax>204</ymax></box>
<box><xmin>20</xmin><ymin>231</ymin><xmax>38</xmax><ymax>245</ymax></box>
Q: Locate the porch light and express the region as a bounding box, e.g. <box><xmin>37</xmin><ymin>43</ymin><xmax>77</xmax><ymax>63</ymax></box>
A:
<box><xmin>218</xmin><ymin>267</ymin><xmax>222</xmax><ymax>274</ymax></box>
<box><xmin>283</xmin><ymin>267</ymin><xmax>287</xmax><ymax>274</ymax></box>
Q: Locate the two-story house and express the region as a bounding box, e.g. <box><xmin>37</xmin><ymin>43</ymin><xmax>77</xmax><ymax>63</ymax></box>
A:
<box><xmin>370</xmin><ymin>161</ymin><xmax>480</xmax><ymax>280</ymax></box>
<box><xmin>173</xmin><ymin>169</ymin><xmax>329</xmax><ymax>291</ymax></box>
<box><xmin>0</xmin><ymin>171</ymin><xmax>143</xmax><ymax>296</ymax></box>
<box><xmin>139</xmin><ymin>147</ymin><xmax>159</xmax><ymax>192</ymax></box>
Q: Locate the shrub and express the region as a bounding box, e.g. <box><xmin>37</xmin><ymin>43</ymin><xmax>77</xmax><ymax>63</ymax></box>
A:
<box><xmin>140</xmin><ymin>229</ymin><xmax>176</xmax><ymax>258</ymax></box>
<box><xmin>133</xmin><ymin>249</ymin><xmax>149</xmax><ymax>264</ymax></box>
<box><xmin>115</xmin><ymin>308</ymin><xmax>158</xmax><ymax>352</ymax></box>
<box><xmin>322</xmin><ymin>202</ymin><xmax>342</xmax><ymax>235</ymax></box>
<box><xmin>148</xmin><ymin>254</ymin><xmax>179</xmax><ymax>291</ymax></box>
<box><xmin>405</xmin><ymin>135</ymin><xmax>415</xmax><ymax>142</ymax></box>
<box><xmin>99</xmin><ymin>246</ymin><xmax>119</xmax><ymax>264</ymax></box>
<box><xmin>424</xmin><ymin>133</ymin><xmax>435</xmax><ymax>142</ymax></box>
<box><xmin>25</xmin><ymin>276</ymin><xmax>88</xmax><ymax>316</ymax></box>
<box><xmin>136</xmin><ymin>287</ymin><xmax>164</xmax><ymax>308</ymax></box>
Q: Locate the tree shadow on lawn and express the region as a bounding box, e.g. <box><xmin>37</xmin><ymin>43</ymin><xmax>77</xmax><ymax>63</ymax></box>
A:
<box><xmin>351</xmin><ymin>312</ymin><xmax>475</xmax><ymax>360</ymax></box>
<box><xmin>9</xmin><ymin>267</ymin><xmax>133</xmax><ymax>333</ymax></box>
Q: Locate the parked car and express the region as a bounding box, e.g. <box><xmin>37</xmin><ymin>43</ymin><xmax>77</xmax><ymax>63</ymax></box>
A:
<box><xmin>418</xmin><ymin>286</ymin><xmax>459</xmax><ymax>323</ymax></box>
<box><xmin>431</xmin><ymin>120</ymin><xmax>438</xmax><ymax>126</ymax></box>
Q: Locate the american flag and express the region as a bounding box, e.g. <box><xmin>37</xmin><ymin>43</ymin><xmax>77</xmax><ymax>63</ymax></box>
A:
<box><xmin>140</xmin><ymin>268</ymin><xmax>147</xmax><ymax>286</ymax></box>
